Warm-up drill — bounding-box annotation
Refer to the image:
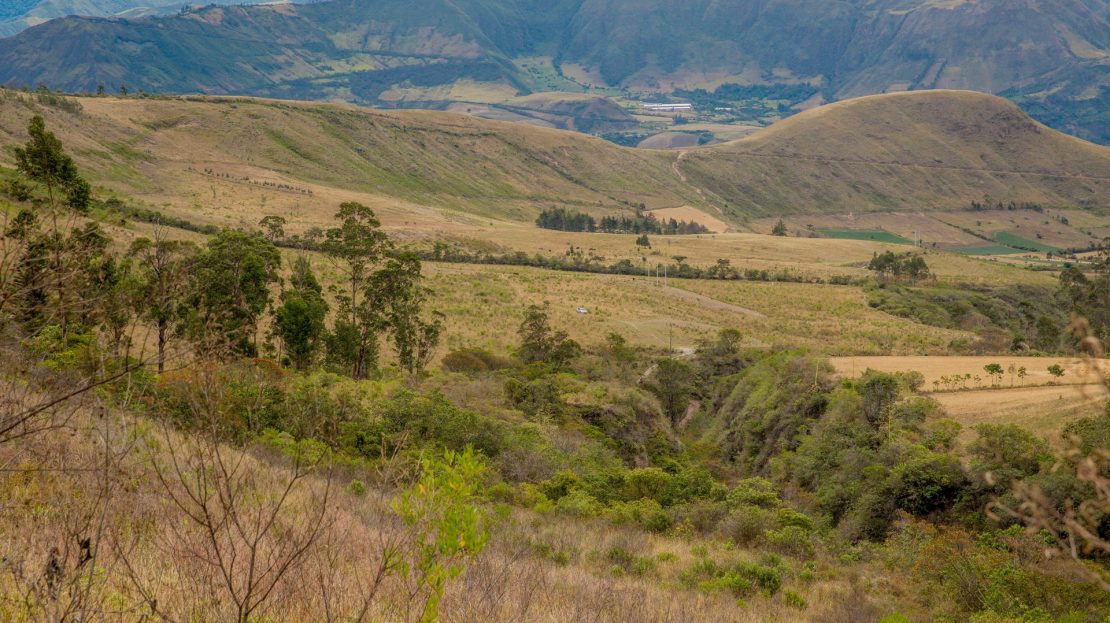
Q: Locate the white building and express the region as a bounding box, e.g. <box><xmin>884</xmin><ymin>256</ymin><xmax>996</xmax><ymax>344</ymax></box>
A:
<box><xmin>642</xmin><ymin>103</ymin><xmax>693</xmax><ymax>112</ymax></box>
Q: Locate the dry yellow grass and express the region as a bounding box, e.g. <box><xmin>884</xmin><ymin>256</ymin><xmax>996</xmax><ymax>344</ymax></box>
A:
<box><xmin>2</xmin><ymin>88</ymin><xmax>1107</xmax><ymax>241</ymax></box>
<box><xmin>831</xmin><ymin>355</ymin><xmax>1110</xmax><ymax>443</ymax></box>
<box><xmin>830</xmin><ymin>355</ymin><xmax>1110</xmax><ymax>387</ymax></box>
<box><xmin>680</xmin><ymin>90</ymin><xmax>1110</xmax><ymax>217</ymax></box>
<box><xmin>412</xmin><ymin>263</ymin><xmax>977</xmax><ymax>355</ymax></box>
<box><xmin>0</xmin><ymin>403</ymin><xmax>885</xmax><ymax>623</ymax></box>
<box><xmin>931</xmin><ymin>384</ymin><xmax>1108</xmax><ymax>446</ymax></box>
<box><xmin>643</xmin><ymin>206</ymin><xmax>729</xmax><ymax>233</ymax></box>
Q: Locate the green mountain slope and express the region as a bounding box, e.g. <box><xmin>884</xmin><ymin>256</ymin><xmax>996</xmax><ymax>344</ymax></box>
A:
<box><xmin>0</xmin><ymin>0</ymin><xmax>252</xmax><ymax>37</ymax></box>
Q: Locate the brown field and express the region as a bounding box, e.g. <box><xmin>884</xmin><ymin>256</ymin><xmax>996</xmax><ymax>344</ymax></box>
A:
<box><xmin>830</xmin><ymin>355</ymin><xmax>1110</xmax><ymax>387</ymax></box>
<box><xmin>931</xmin><ymin>384</ymin><xmax>1108</xmax><ymax>446</ymax></box>
<box><xmin>749</xmin><ymin>211</ymin><xmax>981</xmax><ymax>246</ymax></box>
<box><xmin>643</xmin><ymin>206</ymin><xmax>730</xmax><ymax>233</ymax></box>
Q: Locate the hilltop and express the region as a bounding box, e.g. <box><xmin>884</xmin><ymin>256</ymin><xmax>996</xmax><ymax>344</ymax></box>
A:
<box><xmin>0</xmin><ymin>0</ymin><xmax>1107</xmax><ymax>142</ymax></box>
<box><xmin>0</xmin><ymin>89</ymin><xmax>1107</xmax><ymax>234</ymax></box>
<box><xmin>679</xmin><ymin>91</ymin><xmax>1110</xmax><ymax>218</ymax></box>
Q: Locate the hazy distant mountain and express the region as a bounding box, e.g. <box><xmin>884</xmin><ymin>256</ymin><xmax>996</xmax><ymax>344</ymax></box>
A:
<box><xmin>1</xmin><ymin>0</ymin><xmax>1107</xmax><ymax>143</ymax></box>
<box><xmin>0</xmin><ymin>0</ymin><xmax>252</xmax><ymax>37</ymax></box>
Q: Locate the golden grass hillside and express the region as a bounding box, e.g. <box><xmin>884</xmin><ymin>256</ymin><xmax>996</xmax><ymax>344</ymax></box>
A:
<box><xmin>679</xmin><ymin>90</ymin><xmax>1110</xmax><ymax>218</ymax></box>
<box><xmin>1</xmin><ymin>88</ymin><xmax>1108</xmax><ymax>235</ymax></box>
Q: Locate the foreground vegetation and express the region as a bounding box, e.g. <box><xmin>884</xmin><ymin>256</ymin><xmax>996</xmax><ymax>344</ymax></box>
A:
<box><xmin>2</xmin><ymin>116</ymin><xmax>1109</xmax><ymax>622</ymax></box>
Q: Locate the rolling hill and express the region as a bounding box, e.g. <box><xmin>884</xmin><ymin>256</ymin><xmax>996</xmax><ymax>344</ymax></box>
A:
<box><xmin>0</xmin><ymin>89</ymin><xmax>1107</xmax><ymax>233</ymax></box>
<box><xmin>0</xmin><ymin>0</ymin><xmax>1108</xmax><ymax>143</ymax></box>
<box><xmin>679</xmin><ymin>90</ymin><xmax>1110</xmax><ymax>218</ymax></box>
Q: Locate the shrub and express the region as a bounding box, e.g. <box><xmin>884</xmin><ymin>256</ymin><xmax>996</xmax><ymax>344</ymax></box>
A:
<box><xmin>765</xmin><ymin>525</ymin><xmax>815</xmax><ymax>559</ymax></box>
<box><xmin>888</xmin><ymin>452</ymin><xmax>968</xmax><ymax>516</ymax></box>
<box><xmin>720</xmin><ymin>504</ymin><xmax>778</xmax><ymax>546</ymax></box>
<box><xmin>504</xmin><ymin>373</ymin><xmax>566</xmax><ymax>419</ymax></box>
<box><xmin>442</xmin><ymin>347</ymin><xmax>513</xmax><ymax>373</ymax></box>
<box><xmin>373</xmin><ymin>390</ymin><xmax>506</xmax><ymax>457</ymax></box>
<box><xmin>727</xmin><ymin>477</ymin><xmax>781</xmax><ymax>509</ymax></box>
<box><xmin>777</xmin><ymin>506</ymin><xmax>815</xmax><ymax>530</ymax></box>
<box><xmin>782</xmin><ymin>589</ymin><xmax>807</xmax><ymax>610</ymax></box>
<box><xmin>623</xmin><ymin>467</ymin><xmax>675</xmax><ymax>504</ymax></box>
<box><xmin>969</xmin><ymin>423</ymin><xmax>1051</xmax><ymax>486</ymax></box>
<box><xmin>555</xmin><ymin>488</ymin><xmax>603</xmax><ymax>518</ymax></box>
<box><xmin>607</xmin><ymin>498</ymin><xmax>673</xmax><ymax>533</ymax></box>
<box><xmin>668</xmin><ymin>499</ymin><xmax>730</xmax><ymax>533</ymax></box>
<box><xmin>605</xmin><ymin>545</ymin><xmax>655</xmax><ymax>576</ymax></box>
<box><xmin>697</xmin><ymin>560</ymin><xmax>783</xmax><ymax>598</ymax></box>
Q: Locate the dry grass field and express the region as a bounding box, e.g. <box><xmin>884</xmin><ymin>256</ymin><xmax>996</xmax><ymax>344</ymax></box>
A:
<box><xmin>643</xmin><ymin>206</ymin><xmax>729</xmax><ymax>232</ymax></box>
<box><xmin>930</xmin><ymin>384</ymin><xmax>1108</xmax><ymax>446</ymax></box>
<box><xmin>750</xmin><ymin>207</ymin><xmax>1101</xmax><ymax>253</ymax></box>
<box><xmin>830</xmin><ymin>355</ymin><xmax>1110</xmax><ymax>388</ymax></box>
<box><xmin>422</xmin><ymin>263</ymin><xmax>972</xmax><ymax>355</ymax></box>
<box><xmin>831</xmin><ymin>355</ymin><xmax>1110</xmax><ymax>444</ymax></box>
<box><xmin>447</xmin><ymin>226</ymin><xmax>1056</xmax><ymax>287</ymax></box>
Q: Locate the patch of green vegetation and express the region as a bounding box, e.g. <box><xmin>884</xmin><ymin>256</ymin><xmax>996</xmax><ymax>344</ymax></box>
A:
<box><xmin>952</xmin><ymin>245</ymin><xmax>1024</xmax><ymax>256</ymax></box>
<box><xmin>816</xmin><ymin>229</ymin><xmax>912</xmax><ymax>245</ymax></box>
<box><xmin>865</xmin><ymin>282</ymin><xmax>1065</xmax><ymax>352</ymax></box>
<box><xmin>991</xmin><ymin>231</ymin><xmax>1060</xmax><ymax>253</ymax></box>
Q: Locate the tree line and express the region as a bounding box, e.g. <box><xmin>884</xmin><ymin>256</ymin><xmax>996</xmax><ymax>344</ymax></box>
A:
<box><xmin>420</xmin><ymin>243</ymin><xmax>859</xmax><ymax>285</ymax></box>
<box><xmin>535</xmin><ymin>207</ymin><xmax>710</xmax><ymax>235</ymax></box>
<box><xmin>1</xmin><ymin>116</ymin><xmax>441</xmax><ymax>379</ymax></box>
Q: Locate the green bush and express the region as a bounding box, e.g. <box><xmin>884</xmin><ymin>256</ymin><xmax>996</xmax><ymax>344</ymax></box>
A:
<box><xmin>623</xmin><ymin>467</ymin><xmax>675</xmax><ymax>504</ymax></box>
<box><xmin>765</xmin><ymin>525</ymin><xmax>815</xmax><ymax>559</ymax></box>
<box><xmin>693</xmin><ymin>559</ymin><xmax>783</xmax><ymax>598</ymax></box>
<box><xmin>555</xmin><ymin>489</ymin><xmax>603</xmax><ymax>518</ymax></box>
<box><xmin>442</xmin><ymin>347</ymin><xmax>513</xmax><ymax>374</ymax></box>
<box><xmin>605</xmin><ymin>545</ymin><xmax>655</xmax><ymax>576</ymax></box>
<box><xmin>668</xmin><ymin>499</ymin><xmax>729</xmax><ymax>533</ymax></box>
<box><xmin>720</xmin><ymin>504</ymin><xmax>778</xmax><ymax>546</ymax></box>
<box><xmin>782</xmin><ymin>589</ymin><xmax>807</xmax><ymax>610</ymax></box>
<box><xmin>607</xmin><ymin>498</ymin><xmax>673</xmax><ymax>533</ymax></box>
<box><xmin>366</xmin><ymin>390</ymin><xmax>506</xmax><ymax>458</ymax></box>
<box><xmin>888</xmin><ymin>452</ymin><xmax>967</xmax><ymax>516</ymax></box>
<box><xmin>504</xmin><ymin>373</ymin><xmax>566</xmax><ymax>419</ymax></box>
<box><xmin>727</xmin><ymin>477</ymin><xmax>781</xmax><ymax>509</ymax></box>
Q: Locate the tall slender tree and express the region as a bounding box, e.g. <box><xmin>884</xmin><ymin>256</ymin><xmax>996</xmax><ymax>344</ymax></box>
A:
<box><xmin>13</xmin><ymin>115</ymin><xmax>93</xmax><ymax>336</ymax></box>
<box><xmin>129</xmin><ymin>233</ymin><xmax>197</xmax><ymax>372</ymax></box>
<box><xmin>322</xmin><ymin>203</ymin><xmax>390</xmax><ymax>378</ymax></box>
<box><xmin>274</xmin><ymin>257</ymin><xmax>328</xmax><ymax>370</ymax></box>
<box><xmin>368</xmin><ymin>253</ymin><xmax>442</xmax><ymax>375</ymax></box>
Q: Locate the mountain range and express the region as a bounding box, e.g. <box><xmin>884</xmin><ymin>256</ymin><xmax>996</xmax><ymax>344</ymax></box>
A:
<box><xmin>0</xmin><ymin>0</ymin><xmax>1108</xmax><ymax>143</ymax></box>
<box><xmin>0</xmin><ymin>1</ymin><xmax>253</xmax><ymax>37</ymax></box>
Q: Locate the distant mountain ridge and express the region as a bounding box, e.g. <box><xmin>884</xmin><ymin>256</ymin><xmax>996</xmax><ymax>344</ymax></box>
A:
<box><xmin>0</xmin><ymin>1</ymin><xmax>258</xmax><ymax>37</ymax></box>
<box><xmin>0</xmin><ymin>0</ymin><xmax>1108</xmax><ymax>143</ymax></box>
